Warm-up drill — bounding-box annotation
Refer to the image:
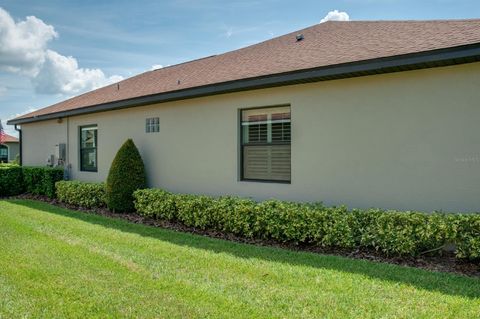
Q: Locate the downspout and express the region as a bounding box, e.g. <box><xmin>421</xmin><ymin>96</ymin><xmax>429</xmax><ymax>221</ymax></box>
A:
<box><xmin>14</xmin><ymin>124</ymin><xmax>22</xmax><ymax>165</ymax></box>
<box><xmin>66</xmin><ymin>117</ymin><xmax>70</xmax><ymax>180</ymax></box>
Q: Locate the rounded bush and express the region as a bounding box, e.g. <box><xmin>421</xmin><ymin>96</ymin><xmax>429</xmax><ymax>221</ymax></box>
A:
<box><xmin>106</xmin><ymin>139</ymin><xmax>146</xmax><ymax>212</ymax></box>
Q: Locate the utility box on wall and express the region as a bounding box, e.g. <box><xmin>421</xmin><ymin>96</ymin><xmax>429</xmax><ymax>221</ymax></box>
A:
<box><xmin>55</xmin><ymin>143</ymin><xmax>66</xmax><ymax>165</ymax></box>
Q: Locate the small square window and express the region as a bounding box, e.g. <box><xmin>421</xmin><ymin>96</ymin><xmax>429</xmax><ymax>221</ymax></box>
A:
<box><xmin>146</xmin><ymin>117</ymin><xmax>160</xmax><ymax>133</ymax></box>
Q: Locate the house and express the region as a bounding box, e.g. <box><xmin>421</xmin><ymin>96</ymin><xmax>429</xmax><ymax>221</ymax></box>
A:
<box><xmin>0</xmin><ymin>134</ymin><xmax>19</xmax><ymax>163</ymax></box>
<box><xmin>7</xmin><ymin>20</ymin><xmax>480</xmax><ymax>212</ymax></box>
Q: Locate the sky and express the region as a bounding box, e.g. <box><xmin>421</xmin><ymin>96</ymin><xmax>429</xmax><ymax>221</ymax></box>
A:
<box><xmin>1</xmin><ymin>0</ymin><xmax>479</xmax><ymax>136</ymax></box>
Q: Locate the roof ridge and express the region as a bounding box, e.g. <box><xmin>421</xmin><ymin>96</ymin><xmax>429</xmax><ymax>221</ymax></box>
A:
<box><xmin>145</xmin><ymin>18</ymin><xmax>480</xmax><ymax>68</ymax></box>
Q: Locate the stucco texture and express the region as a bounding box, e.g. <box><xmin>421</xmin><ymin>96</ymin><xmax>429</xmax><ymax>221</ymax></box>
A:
<box><xmin>21</xmin><ymin>62</ymin><xmax>480</xmax><ymax>212</ymax></box>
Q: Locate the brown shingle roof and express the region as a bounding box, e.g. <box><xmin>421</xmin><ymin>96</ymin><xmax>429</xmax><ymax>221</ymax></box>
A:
<box><xmin>14</xmin><ymin>20</ymin><xmax>480</xmax><ymax>121</ymax></box>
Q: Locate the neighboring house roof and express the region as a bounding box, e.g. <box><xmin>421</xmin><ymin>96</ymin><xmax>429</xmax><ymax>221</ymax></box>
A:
<box><xmin>2</xmin><ymin>134</ymin><xmax>19</xmax><ymax>143</ymax></box>
<box><xmin>9</xmin><ymin>20</ymin><xmax>480</xmax><ymax>125</ymax></box>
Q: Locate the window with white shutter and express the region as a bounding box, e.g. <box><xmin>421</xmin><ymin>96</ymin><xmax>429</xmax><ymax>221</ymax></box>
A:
<box><xmin>241</xmin><ymin>106</ymin><xmax>291</xmax><ymax>182</ymax></box>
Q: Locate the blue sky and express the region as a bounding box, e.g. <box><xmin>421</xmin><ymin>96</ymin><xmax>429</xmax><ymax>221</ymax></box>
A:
<box><xmin>1</xmin><ymin>0</ymin><xmax>479</xmax><ymax>135</ymax></box>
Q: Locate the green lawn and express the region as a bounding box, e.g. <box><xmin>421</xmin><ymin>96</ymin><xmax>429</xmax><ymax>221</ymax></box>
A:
<box><xmin>0</xmin><ymin>200</ymin><xmax>479</xmax><ymax>318</ymax></box>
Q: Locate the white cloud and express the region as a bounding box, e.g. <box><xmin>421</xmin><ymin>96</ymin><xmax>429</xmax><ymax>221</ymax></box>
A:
<box><xmin>0</xmin><ymin>7</ymin><xmax>122</xmax><ymax>95</ymax></box>
<box><xmin>0</xmin><ymin>7</ymin><xmax>57</xmax><ymax>76</ymax></box>
<box><xmin>320</xmin><ymin>10</ymin><xmax>350</xmax><ymax>23</ymax></box>
<box><xmin>33</xmin><ymin>50</ymin><xmax>123</xmax><ymax>95</ymax></box>
<box><xmin>150</xmin><ymin>64</ymin><xmax>163</xmax><ymax>71</ymax></box>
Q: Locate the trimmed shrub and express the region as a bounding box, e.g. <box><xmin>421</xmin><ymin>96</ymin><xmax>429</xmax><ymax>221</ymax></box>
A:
<box><xmin>23</xmin><ymin>166</ymin><xmax>64</xmax><ymax>198</ymax></box>
<box><xmin>453</xmin><ymin>214</ymin><xmax>480</xmax><ymax>260</ymax></box>
<box><xmin>315</xmin><ymin>206</ymin><xmax>358</xmax><ymax>248</ymax></box>
<box><xmin>175</xmin><ymin>194</ymin><xmax>216</xmax><ymax>229</ymax></box>
<box><xmin>106</xmin><ymin>139</ymin><xmax>146</xmax><ymax>212</ymax></box>
<box><xmin>211</xmin><ymin>196</ymin><xmax>257</xmax><ymax>238</ymax></box>
<box><xmin>133</xmin><ymin>188</ymin><xmax>480</xmax><ymax>260</ymax></box>
<box><xmin>56</xmin><ymin>181</ymin><xmax>106</xmax><ymax>208</ymax></box>
<box><xmin>23</xmin><ymin>167</ymin><xmax>44</xmax><ymax>195</ymax></box>
<box><xmin>133</xmin><ymin>189</ymin><xmax>177</xmax><ymax>220</ymax></box>
<box><xmin>0</xmin><ymin>164</ymin><xmax>23</xmax><ymax>196</ymax></box>
<box><xmin>255</xmin><ymin>200</ymin><xmax>316</xmax><ymax>243</ymax></box>
<box><xmin>359</xmin><ymin>210</ymin><xmax>452</xmax><ymax>256</ymax></box>
<box><xmin>43</xmin><ymin>168</ymin><xmax>65</xmax><ymax>198</ymax></box>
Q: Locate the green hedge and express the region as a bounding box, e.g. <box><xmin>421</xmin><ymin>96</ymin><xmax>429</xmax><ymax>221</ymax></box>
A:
<box><xmin>453</xmin><ymin>215</ymin><xmax>480</xmax><ymax>260</ymax></box>
<box><xmin>56</xmin><ymin>181</ymin><xmax>106</xmax><ymax>208</ymax></box>
<box><xmin>0</xmin><ymin>164</ymin><xmax>24</xmax><ymax>196</ymax></box>
<box><xmin>23</xmin><ymin>167</ymin><xmax>64</xmax><ymax>198</ymax></box>
<box><xmin>133</xmin><ymin>189</ymin><xmax>480</xmax><ymax>260</ymax></box>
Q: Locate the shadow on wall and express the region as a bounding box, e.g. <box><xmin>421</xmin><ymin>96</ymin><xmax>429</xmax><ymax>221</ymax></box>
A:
<box><xmin>10</xmin><ymin>199</ymin><xmax>480</xmax><ymax>300</ymax></box>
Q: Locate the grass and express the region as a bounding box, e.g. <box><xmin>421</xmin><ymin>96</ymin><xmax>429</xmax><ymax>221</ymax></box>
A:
<box><xmin>0</xmin><ymin>200</ymin><xmax>479</xmax><ymax>318</ymax></box>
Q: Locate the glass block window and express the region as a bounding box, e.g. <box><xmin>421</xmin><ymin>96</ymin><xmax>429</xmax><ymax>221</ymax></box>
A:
<box><xmin>146</xmin><ymin>117</ymin><xmax>160</xmax><ymax>133</ymax></box>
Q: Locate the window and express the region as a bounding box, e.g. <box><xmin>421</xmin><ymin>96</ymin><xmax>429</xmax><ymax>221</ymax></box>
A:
<box><xmin>146</xmin><ymin>117</ymin><xmax>159</xmax><ymax>133</ymax></box>
<box><xmin>0</xmin><ymin>145</ymin><xmax>8</xmax><ymax>163</ymax></box>
<box><xmin>241</xmin><ymin>106</ymin><xmax>291</xmax><ymax>182</ymax></box>
<box><xmin>80</xmin><ymin>125</ymin><xmax>98</xmax><ymax>172</ymax></box>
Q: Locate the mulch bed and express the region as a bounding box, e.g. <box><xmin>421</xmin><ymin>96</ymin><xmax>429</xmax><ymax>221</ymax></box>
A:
<box><xmin>9</xmin><ymin>194</ymin><xmax>480</xmax><ymax>278</ymax></box>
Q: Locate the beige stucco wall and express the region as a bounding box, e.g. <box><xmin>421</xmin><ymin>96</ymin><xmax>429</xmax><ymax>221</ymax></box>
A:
<box><xmin>22</xmin><ymin>119</ymin><xmax>68</xmax><ymax>166</ymax></box>
<box><xmin>20</xmin><ymin>62</ymin><xmax>480</xmax><ymax>212</ymax></box>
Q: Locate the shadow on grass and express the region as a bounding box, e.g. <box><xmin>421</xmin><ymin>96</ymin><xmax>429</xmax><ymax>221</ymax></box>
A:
<box><xmin>9</xmin><ymin>199</ymin><xmax>480</xmax><ymax>299</ymax></box>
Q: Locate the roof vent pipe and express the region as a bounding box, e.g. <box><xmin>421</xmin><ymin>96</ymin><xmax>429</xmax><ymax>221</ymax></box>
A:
<box><xmin>296</xmin><ymin>34</ymin><xmax>304</xmax><ymax>41</ymax></box>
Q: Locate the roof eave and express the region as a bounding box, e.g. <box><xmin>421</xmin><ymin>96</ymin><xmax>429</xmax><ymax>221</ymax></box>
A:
<box><xmin>8</xmin><ymin>43</ymin><xmax>480</xmax><ymax>126</ymax></box>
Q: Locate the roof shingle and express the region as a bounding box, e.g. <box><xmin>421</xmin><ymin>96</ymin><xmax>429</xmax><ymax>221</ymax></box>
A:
<box><xmin>2</xmin><ymin>134</ymin><xmax>19</xmax><ymax>143</ymax></box>
<box><xmin>15</xmin><ymin>20</ymin><xmax>480</xmax><ymax>121</ymax></box>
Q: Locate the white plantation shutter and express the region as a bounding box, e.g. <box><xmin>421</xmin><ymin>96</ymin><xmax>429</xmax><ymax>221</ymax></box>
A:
<box><xmin>270</xmin><ymin>145</ymin><xmax>291</xmax><ymax>179</ymax></box>
<box><xmin>243</xmin><ymin>145</ymin><xmax>291</xmax><ymax>181</ymax></box>
<box><xmin>241</xmin><ymin>106</ymin><xmax>291</xmax><ymax>182</ymax></box>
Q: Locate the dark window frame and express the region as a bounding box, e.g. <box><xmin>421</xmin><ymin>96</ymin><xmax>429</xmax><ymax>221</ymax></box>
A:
<box><xmin>79</xmin><ymin>125</ymin><xmax>98</xmax><ymax>172</ymax></box>
<box><xmin>239</xmin><ymin>105</ymin><xmax>291</xmax><ymax>184</ymax></box>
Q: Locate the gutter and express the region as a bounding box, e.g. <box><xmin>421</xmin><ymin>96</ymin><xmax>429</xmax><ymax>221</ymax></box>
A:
<box><xmin>7</xmin><ymin>43</ymin><xmax>480</xmax><ymax>126</ymax></box>
<box><xmin>14</xmin><ymin>124</ymin><xmax>22</xmax><ymax>165</ymax></box>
